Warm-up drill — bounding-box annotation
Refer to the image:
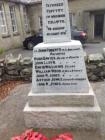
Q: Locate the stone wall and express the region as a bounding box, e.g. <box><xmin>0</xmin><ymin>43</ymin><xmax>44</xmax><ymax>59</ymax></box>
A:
<box><xmin>0</xmin><ymin>54</ymin><xmax>32</xmax><ymax>85</ymax></box>
<box><xmin>86</xmin><ymin>52</ymin><xmax>105</xmax><ymax>81</ymax></box>
<box><xmin>0</xmin><ymin>49</ymin><xmax>105</xmax><ymax>85</ymax></box>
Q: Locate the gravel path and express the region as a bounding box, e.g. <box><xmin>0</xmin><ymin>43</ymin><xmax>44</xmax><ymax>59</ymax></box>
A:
<box><xmin>0</xmin><ymin>82</ymin><xmax>105</xmax><ymax>140</ymax></box>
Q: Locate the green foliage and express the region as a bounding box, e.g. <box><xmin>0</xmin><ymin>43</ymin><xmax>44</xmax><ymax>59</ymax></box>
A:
<box><xmin>0</xmin><ymin>48</ymin><xmax>5</xmax><ymax>55</ymax></box>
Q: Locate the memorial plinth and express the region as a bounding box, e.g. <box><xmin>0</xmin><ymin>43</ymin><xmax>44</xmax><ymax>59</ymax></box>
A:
<box><xmin>24</xmin><ymin>0</ymin><xmax>101</xmax><ymax>129</ymax></box>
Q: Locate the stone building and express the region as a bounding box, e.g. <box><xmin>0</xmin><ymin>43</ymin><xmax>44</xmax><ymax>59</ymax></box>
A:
<box><xmin>0</xmin><ymin>0</ymin><xmax>105</xmax><ymax>49</ymax></box>
<box><xmin>68</xmin><ymin>0</ymin><xmax>105</xmax><ymax>40</ymax></box>
<box><xmin>27</xmin><ymin>0</ymin><xmax>105</xmax><ymax>41</ymax></box>
<box><xmin>0</xmin><ymin>0</ymin><xmax>31</xmax><ymax>49</ymax></box>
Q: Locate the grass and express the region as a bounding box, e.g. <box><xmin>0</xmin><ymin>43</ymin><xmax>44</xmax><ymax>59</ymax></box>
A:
<box><xmin>0</xmin><ymin>48</ymin><xmax>5</xmax><ymax>55</ymax></box>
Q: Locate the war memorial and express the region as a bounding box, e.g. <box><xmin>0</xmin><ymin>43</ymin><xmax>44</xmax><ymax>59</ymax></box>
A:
<box><xmin>24</xmin><ymin>0</ymin><xmax>101</xmax><ymax>129</ymax></box>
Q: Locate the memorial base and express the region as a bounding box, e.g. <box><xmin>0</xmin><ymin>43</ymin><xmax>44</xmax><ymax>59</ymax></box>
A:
<box><xmin>24</xmin><ymin>87</ymin><xmax>101</xmax><ymax>129</ymax></box>
<box><xmin>24</xmin><ymin>41</ymin><xmax>101</xmax><ymax>129</ymax></box>
<box><xmin>27</xmin><ymin>85</ymin><xmax>95</xmax><ymax>107</ymax></box>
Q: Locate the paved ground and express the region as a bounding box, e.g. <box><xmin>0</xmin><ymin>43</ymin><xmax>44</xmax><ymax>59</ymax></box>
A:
<box><xmin>0</xmin><ymin>82</ymin><xmax>105</xmax><ymax>140</ymax></box>
<box><xmin>0</xmin><ymin>41</ymin><xmax>105</xmax><ymax>59</ymax></box>
<box><xmin>0</xmin><ymin>47</ymin><xmax>33</xmax><ymax>59</ymax></box>
<box><xmin>84</xmin><ymin>41</ymin><xmax>105</xmax><ymax>54</ymax></box>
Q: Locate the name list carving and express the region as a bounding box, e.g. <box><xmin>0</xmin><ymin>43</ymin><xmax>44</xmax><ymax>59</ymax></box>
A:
<box><xmin>33</xmin><ymin>45</ymin><xmax>89</xmax><ymax>93</ymax></box>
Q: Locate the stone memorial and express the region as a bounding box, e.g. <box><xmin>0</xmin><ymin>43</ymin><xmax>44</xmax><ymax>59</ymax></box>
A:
<box><xmin>24</xmin><ymin>0</ymin><xmax>101</xmax><ymax>129</ymax></box>
<box><xmin>42</xmin><ymin>0</ymin><xmax>71</xmax><ymax>43</ymax></box>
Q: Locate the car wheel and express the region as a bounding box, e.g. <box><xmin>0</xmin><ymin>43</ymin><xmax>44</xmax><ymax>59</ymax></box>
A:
<box><xmin>80</xmin><ymin>40</ymin><xmax>86</xmax><ymax>44</ymax></box>
<box><xmin>27</xmin><ymin>42</ymin><xmax>34</xmax><ymax>50</ymax></box>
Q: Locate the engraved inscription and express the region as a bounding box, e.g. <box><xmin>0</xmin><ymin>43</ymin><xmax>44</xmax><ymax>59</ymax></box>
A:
<box><xmin>42</xmin><ymin>0</ymin><xmax>71</xmax><ymax>43</ymax></box>
<box><xmin>33</xmin><ymin>45</ymin><xmax>88</xmax><ymax>93</ymax></box>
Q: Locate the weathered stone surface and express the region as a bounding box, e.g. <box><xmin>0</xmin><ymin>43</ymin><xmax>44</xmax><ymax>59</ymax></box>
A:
<box><xmin>0</xmin><ymin>78</ymin><xmax>2</xmax><ymax>81</ymax></box>
<box><xmin>86</xmin><ymin>62</ymin><xmax>105</xmax><ymax>81</ymax></box>
<box><xmin>32</xmin><ymin>41</ymin><xmax>89</xmax><ymax>93</ymax></box>
<box><xmin>0</xmin><ymin>55</ymin><xmax>32</xmax><ymax>82</ymax></box>
<box><xmin>20</xmin><ymin>68</ymin><xmax>32</xmax><ymax>76</ymax></box>
<box><xmin>88</xmin><ymin>53</ymin><xmax>104</xmax><ymax>63</ymax></box>
<box><xmin>5</xmin><ymin>59</ymin><xmax>19</xmax><ymax>70</ymax></box>
<box><xmin>20</xmin><ymin>68</ymin><xmax>32</xmax><ymax>81</ymax></box>
<box><xmin>0</xmin><ymin>76</ymin><xmax>2</xmax><ymax>82</ymax></box>
<box><xmin>84</xmin><ymin>51</ymin><xmax>88</xmax><ymax>62</ymax></box>
<box><xmin>24</xmin><ymin>96</ymin><xmax>101</xmax><ymax>129</ymax></box>
<box><xmin>103</xmin><ymin>48</ymin><xmax>105</xmax><ymax>58</ymax></box>
<box><xmin>0</xmin><ymin>59</ymin><xmax>5</xmax><ymax>84</ymax></box>
<box><xmin>100</xmin><ymin>71</ymin><xmax>105</xmax><ymax>78</ymax></box>
<box><xmin>28</xmin><ymin>85</ymin><xmax>95</xmax><ymax>107</ymax></box>
<box><xmin>89</xmin><ymin>75</ymin><xmax>99</xmax><ymax>82</ymax></box>
<box><xmin>0</xmin><ymin>59</ymin><xmax>4</xmax><ymax>67</ymax></box>
<box><xmin>20</xmin><ymin>57</ymin><xmax>32</xmax><ymax>67</ymax></box>
<box><xmin>0</xmin><ymin>68</ymin><xmax>4</xmax><ymax>76</ymax></box>
<box><xmin>5</xmin><ymin>75</ymin><xmax>21</xmax><ymax>80</ymax></box>
<box><xmin>86</xmin><ymin>53</ymin><xmax>105</xmax><ymax>81</ymax></box>
<box><xmin>98</xmin><ymin>63</ymin><xmax>105</xmax><ymax>68</ymax></box>
<box><xmin>86</xmin><ymin>64</ymin><xmax>97</xmax><ymax>70</ymax></box>
<box><xmin>6</xmin><ymin>70</ymin><xmax>19</xmax><ymax>76</ymax></box>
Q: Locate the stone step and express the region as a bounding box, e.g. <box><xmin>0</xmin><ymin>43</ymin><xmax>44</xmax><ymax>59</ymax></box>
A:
<box><xmin>24</xmin><ymin>97</ymin><xmax>101</xmax><ymax>129</ymax></box>
<box><xmin>28</xmin><ymin>86</ymin><xmax>95</xmax><ymax>107</ymax></box>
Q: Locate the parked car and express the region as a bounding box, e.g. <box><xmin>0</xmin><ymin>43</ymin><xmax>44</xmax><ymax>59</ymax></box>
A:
<box><xmin>71</xmin><ymin>26</ymin><xmax>87</xmax><ymax>44</ymax></box>
<box><xmin>23</xmin><ymin>27</ymin><xmax>87</xmax><ymax>50</ymax></box>
<box><xmin>23</xmin><ymin>31</ymin><xmax>43</xmax><ymax>50</ymax></box>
